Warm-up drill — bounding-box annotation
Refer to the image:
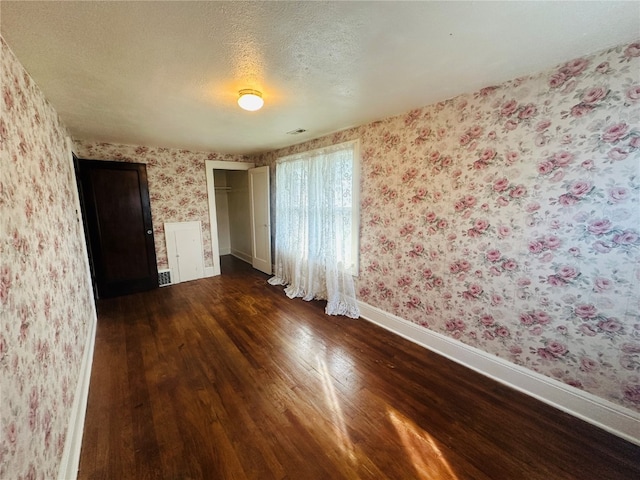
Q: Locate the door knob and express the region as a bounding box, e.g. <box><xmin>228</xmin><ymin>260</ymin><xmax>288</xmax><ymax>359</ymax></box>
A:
<box><xmin>146</xmin><ymin>230</ymin><xmax>153</xmax><ymax>235</ymax></box>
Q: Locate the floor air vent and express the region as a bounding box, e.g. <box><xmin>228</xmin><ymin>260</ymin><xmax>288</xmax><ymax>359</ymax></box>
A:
<box><xmin>158</xmin><ymin>269</ymin><xmax>172</xmax><ymax>287</ymax></box>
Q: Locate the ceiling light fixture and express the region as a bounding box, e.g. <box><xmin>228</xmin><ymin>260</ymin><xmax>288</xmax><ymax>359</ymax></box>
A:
<box><xmin>237</xmin><ymin>89</ymin><xmax>264</xmax><ymax>111</ymax></box>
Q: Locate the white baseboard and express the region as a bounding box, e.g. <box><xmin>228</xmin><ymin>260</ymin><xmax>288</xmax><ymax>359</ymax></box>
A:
<box><xmin>357</xmin><ymin>301</ymin><xmax>640</xmax><ymax>446</ymax></box>
<box><xmin>204</xmin><ymin>266</ymin><xmax>215</xmax><ymax>277</ymax></box>
<box><xmin>219</xmin><ymin>247</ymin><xmax>231</xmax><ymax>255</ymax></box>
<box><xmin>230</xmin><ymin>249</ymin><xmax>252</xmax><ymax>264</ymax></box>
<box><xmin>57</xmin><ymin>312</ymin><xmax>97</xmax><ymax>480</ymax></box>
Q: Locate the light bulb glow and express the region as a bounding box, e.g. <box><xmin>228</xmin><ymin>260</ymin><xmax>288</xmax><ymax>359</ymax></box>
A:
<box><xmin>238</xmin><ymin>89</ymin><xmax>264</xmax><ymax>111</ymax></box>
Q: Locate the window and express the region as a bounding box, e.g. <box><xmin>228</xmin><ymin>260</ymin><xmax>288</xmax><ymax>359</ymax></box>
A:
<box><xmin>269</xmin><ymin>140</ymin><xmax>360</xmax><ymax>318</ymax></box>
<box><xmin>277</xmin><ymin>140</ymin><xmax>360</xmax><ymax>275</ymax></box>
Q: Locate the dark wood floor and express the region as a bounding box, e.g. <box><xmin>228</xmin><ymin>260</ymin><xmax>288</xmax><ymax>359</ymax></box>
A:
<box><xmin>78</xmin><ymin>255</ymin><xmax>640</xmax><ymax>480</ymax></box>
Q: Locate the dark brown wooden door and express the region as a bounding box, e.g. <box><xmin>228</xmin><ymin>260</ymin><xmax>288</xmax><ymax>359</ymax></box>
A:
<box><xmin>77</xmin><ymin>159</ymin><xmax>158</xmax><ymax>298</ymax></box>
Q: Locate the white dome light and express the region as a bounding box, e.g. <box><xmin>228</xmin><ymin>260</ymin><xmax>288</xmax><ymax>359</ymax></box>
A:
<box><xmin>237</xmin><ymin>89</ymin><xmax>264</xmax><ymax>111</ymax></box>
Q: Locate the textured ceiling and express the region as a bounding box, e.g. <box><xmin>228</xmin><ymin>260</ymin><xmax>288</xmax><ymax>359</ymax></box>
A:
<box><xmin>2</xmin><ymin>1</ymin><xmax>639</xmax><ymax>155</ymax></box>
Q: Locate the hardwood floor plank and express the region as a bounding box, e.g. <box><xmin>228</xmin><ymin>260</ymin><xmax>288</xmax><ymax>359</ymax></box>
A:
<box><xmin>78</xmin><ymin>255</ymin><xmax>640</xmax><ymax>480</ymax></box>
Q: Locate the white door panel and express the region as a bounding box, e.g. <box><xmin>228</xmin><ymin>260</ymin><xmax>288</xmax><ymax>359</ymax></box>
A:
<box><xmin>164</xmin><ymin>221</ymin><xmax>205</xmax><ymax>283</ymax></box>
<box><xmin>249</xmin><ymin>166</ymin><xmax>272</xmax><ymax>274</ymax></box>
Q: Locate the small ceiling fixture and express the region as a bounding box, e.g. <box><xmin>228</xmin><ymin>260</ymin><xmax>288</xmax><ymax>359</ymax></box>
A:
<box><xmin>237</xmin><ymin>89</ymin><xmax>264</xmax><ymax>111</ymax></box>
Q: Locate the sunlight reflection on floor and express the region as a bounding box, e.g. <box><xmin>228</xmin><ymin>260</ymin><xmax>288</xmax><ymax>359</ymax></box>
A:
<box><xmin>318</xmin><ymin>355</ymin><xmax>357</xmax><ymax>462</ymax></box>
<box><xmin>388</xmin><ymin>408</ymin><xmax>460</xmax><ymax>480</ymax></box>
<box><xmin>294</xmin><ymin>324</ymin><xmax>316</xmax><ymax>353</ymax></box>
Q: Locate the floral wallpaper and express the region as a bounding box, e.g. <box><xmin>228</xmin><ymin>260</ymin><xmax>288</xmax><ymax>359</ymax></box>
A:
<box><xmin>73</xmin><ymin>141</ymin><xmax>249</xmax><ymax>271</ymax></box>
<box><xmin>3</xmin><ymin>32</ymin><xmax>637</xmax><ymax>480</ymax></box>
<box><xmin>254</xmin><ymin>41</ymin><xmax>640</xmax><ymax>412</ymax></box>
<box><xmin>1</xmin><ymin>37</ymin><xmax>95</xmax><ymax>478</ymax></box>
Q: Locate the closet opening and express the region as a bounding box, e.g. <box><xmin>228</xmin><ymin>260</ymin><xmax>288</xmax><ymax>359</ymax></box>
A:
<box><xmin>213</xmin><ymin>168</ymin><xmax>252</xmax><ymax>271</ymax></box>
<box><xmin>205</xmin><ymin>160</ymin><xmax>271</xmax><ymax>277</ymax></box>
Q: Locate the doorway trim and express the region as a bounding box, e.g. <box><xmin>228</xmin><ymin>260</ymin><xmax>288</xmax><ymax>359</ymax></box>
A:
<box><xmin>205</xmin><ymin>160</ymin><xmax>255</xmax><ymax>276</ymax></box>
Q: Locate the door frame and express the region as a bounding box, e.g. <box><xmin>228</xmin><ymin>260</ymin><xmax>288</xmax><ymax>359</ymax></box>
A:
<box><xmin>205</xmin><ymin>160</ymin><xmax>255</xmax><ymax>276</ymax></box>
<box><xmin>73</xmin><ymin>154</ymin><xmax>98</xmax><ymax>300</ymax></box>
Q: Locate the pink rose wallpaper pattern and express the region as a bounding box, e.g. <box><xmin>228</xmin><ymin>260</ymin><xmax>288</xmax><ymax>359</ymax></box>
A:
<box><xmin>73</xmin><ymin>141</ymin><xmax>249</xmax><ymax>271</ymax></box>
<box><xmin>3</xmin><ymin>29</ymin><xmax>638</xmax><ymax>480</ymax></box>
<box><xmin>254</xmin><ymin>41</ymin><xmax>640</xmax><ymax>412</ymax></box>
<box><xmin>1</xmin><ymin>37</ymin><xmax>95</xmax><ymax>479</ymax></box>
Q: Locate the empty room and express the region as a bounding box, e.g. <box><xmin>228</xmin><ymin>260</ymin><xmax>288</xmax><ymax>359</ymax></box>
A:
<box><xmin>2</xmin><ymin>2</ymin><xmax>640</xmax><ymax>479</ymax></box>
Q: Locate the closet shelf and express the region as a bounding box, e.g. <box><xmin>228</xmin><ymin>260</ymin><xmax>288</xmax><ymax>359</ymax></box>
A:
<box><xmin>215</xmin><ymin>186</ymin><xmax>232</xmax><ymax>191</ymax></box>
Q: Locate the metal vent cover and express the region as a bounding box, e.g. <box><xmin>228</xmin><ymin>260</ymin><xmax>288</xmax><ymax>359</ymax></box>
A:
<box><xmin>158</xmin><ymin>269</ymin><xmax>172</xmax><ymax>286</ymax></box>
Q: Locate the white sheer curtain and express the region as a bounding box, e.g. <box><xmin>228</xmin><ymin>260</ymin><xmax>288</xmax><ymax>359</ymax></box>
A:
<box><xmin>268</xmin><ymin>141</ymin><xmax>360</xmax><ymax>318</ymax></box>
